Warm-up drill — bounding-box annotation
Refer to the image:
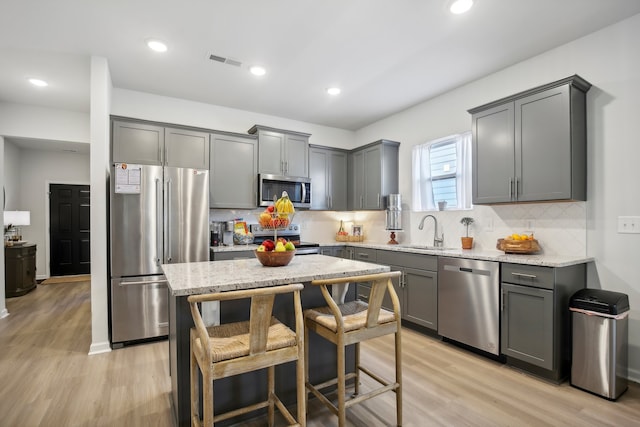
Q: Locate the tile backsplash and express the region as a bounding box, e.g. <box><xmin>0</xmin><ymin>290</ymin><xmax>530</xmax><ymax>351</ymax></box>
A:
<box><xmin>211</xmin><ymin>201</ymin><xmax>586</xmax><ymax>257</ymax></box>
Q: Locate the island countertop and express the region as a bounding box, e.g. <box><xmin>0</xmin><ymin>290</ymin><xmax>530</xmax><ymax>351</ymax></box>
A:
<box><xmin>162</xmin><ymin>254</ymin><xmax>390</xmax><ymax>296</ymax></box>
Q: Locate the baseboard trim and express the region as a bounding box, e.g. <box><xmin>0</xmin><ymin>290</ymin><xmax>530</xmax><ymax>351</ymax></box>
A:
<box><xmin>0</xmin><ymin>308</ymin><xmax>9</xmax><ymax>319</ymax></box>
<box><xmin>88</xmin><ymin>341</ymin><xmax>112</xmax><ymax>355</ymax></box>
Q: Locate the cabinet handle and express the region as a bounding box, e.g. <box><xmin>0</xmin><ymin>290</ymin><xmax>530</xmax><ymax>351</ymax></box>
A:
<box><xmin>511</xmin><ymin>272</ymin><xmax>537</xmax><ymax>279</ymax></box>
<box><xmin>360</xmin><ymin>195</ymin><xmax>364</xmax><ymax>209</ymax></box>
<box><xmin>285</xmin><ymin>161</ymin><xmax>288</xmax><ymax>174</ymax></box>
<box><xmin>402</xmin><ymin>271</ymin><xmax>406</xmax><ymax>288</ymax></box>
<box><xmin>357</xmin><ymin>253</ymin><xmax>369</xmax><ymax>258</ymax></box>
<box><xmin>377</xmin><ymin>193</ymin><xmax>381</xmax><ymax>208</ymax></box>
<box><xmin>515</xmin><ymin>177</ymin><xmax>520</xmax><ymax>199</ymax></box>
<box><xmin>508</xmin><ymin>178</ymin><xmax>513</xmax><ymax>198</ymax></box>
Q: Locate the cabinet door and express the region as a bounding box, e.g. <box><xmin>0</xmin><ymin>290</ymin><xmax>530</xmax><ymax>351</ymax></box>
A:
<box><xmin>381</xmin><ymin>265</ymin><xmax>403</xmax><ymax>313</ymax></box>
<box><xmin>285</xmin><ymin>134</ymin><xmax>309</xmax><ymax>177</ymax></box>
<box><xmin>515</xmin><ymin>85</ymin><xmax>571</xmax><ymax>201</ymax></box>
<box><xmin>329</xmin><ymin>150</ymin><xmax>348</xmax><ymax>211</ymax></box>
<box><xmin>258</xmin><ymin>130</ymin><xmax>285</xmax><ymax>175</ymax></box>
<box><xmin>403</xmin><ymin>267</ymin><xmax>437</xmax><ymax>330</ymax></box>
<box><xmin>210</xmin><ymin>133</ymin><xmax>258</xmax><ymax>208</ymax></box>
<box><xmin>472</xmin><ymin>103</ymin><xmax>515</xmax><ymax>204</ymax></box>
<box><xmin>501</xmin><ymin>283</ymin><xmax>554</xmax><ymax>370</ymax></box>
<box><xmin>112</xmin><ymin>120</ymin><xmax>164</xmax><ymax>165</ymax></box>
<box><xmin>363</xmin><ymin>145</ymin><xmax>382</xmax><ymax>209</ymax></box>
<box><xmin>309</xmin><ymin>147</ymin><xmax>329</xmax><ymax>210</ymax></box>
<box><xmin>165</xmin><ymin>128</ymin><xmax>209</xmax><ymax>169</ymax></box>
<box><xmin>350</xmin><ymin>150</ymin><xmax>365</xmax><ymax>209</ymax></box>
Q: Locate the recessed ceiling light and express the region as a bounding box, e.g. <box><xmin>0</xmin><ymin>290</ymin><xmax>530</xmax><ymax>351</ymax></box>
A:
<box><xmin>450</xmin><ymin>0</ymin><xmax>474</xmax><ymax>14</ymax></box>
<box><xmin>327</xmin><ymin>87</ymin><xmax>341</xmax><ymax>96</ymax></box>
<box><xmin>28</xmin><ymin>78</ymin><xmax>48</xmax><ymax>87</ymax></box>
<box><xmin>250</xmin><ymin>66</ymin><xmax>266</xmax><ymax>76</ymax></box>
<box><xmin>146</xmin><ymin>39</ymin><xmax>168</xmax><ymax>52</ymax></box>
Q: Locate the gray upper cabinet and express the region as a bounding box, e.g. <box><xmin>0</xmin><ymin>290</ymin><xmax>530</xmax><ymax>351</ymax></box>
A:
<box><xmin>112</xmin><ymin>119</ymin><xmax>209</xmax><ymax>169</ymax></box>
<box><xmin>470</xmin><ymin>75</ymin><xmax>591</xmax><ymax>204</ymax></box>
<box><xmin>112</xmin><ymin>120</ymin><xmax>164</xmax><ymax>165</ymax></box>
<box><xmin>248</xmin><ymin>125</ymin><xmax>310</xmax><ymax>177</ymax></box>
<box><xmin>209</xmin><ymin>132</ymin><xmax>258</xmax><ymax>209</ymax></box>
<box><xmin>349</xmin><ymin>139</ymin><xmax>399</xmax><ymax>210</ymax></box>
<box><xmin>309</xmin><ymin>145</ymin><xmax>348</xmax><ymax>210</ymax></box>
<box><xmin>165</xmin><ymin>127</ymin><xmax>209</xmax><ymax>169</ymax></box>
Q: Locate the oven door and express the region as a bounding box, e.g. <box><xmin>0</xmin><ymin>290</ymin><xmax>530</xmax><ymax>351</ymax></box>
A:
<box><xmin>259</xmin><ymin>174</ymin><xmax>311</xmax><ymax>208</ymax></box>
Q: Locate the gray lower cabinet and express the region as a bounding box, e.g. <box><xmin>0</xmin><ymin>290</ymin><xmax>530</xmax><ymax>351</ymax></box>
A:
<box><xmin>249</xmin><ymin>125</ymin><xmax>310</xmax><ymax>177</ymax></box>
<box><xmin>309</xmin><ymin>145</ymin><xmax>348</xmax><ymax>210</ymax></box>
<box><xmin>349</xmin><ymin>140</ymin><xmax>399</xmax><ymax>210</ymax></box>
<box><xmin>320</xmin><ymin>246</ymin><xmax>344</xmax><ymax>257</ymax></box>
<box><xmin>500</xmin><ymin>262</ymin><xmax>585</xmax><ymax>382</ymax></box>
<box><xmin>377</xmin><ymin>250</ymin><xmax>438</xmax><ymax>330</ymax></box>
<box><xmin>211</xmin><ymin>250</ymin><xmax>255</xmax><ymax>261</ymax></box>
<box><xmin>470</xmin><ymin>75</ymin><xmax>591</xmax><ymax>204</ymax></box>
<box><xmin>209</xmin><ymin>132</ymin><xmax>258</xmax><ymax>208</ymax></box>
<box><xmin>112</xmin><ymin>119</ymin><xmax>209</xmax><ymax>169</ymax></box>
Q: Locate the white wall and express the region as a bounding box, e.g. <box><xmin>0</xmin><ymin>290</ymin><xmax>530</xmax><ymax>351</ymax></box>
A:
<box><xmin>3</xmin><ymin>141</ymin><xmax>21</xmax><ymax>208</ymax></box>
<box><xmin>0</xmin><ymin>103</ymin><xmax>89</xmax><ymax>143</ymax></box>
<box><xmin>111</xmin><ymin>89</ymin><xmax>356</xmax><ymax>149</ymax></box>
<box><xmin>17</xmin><ymin>149</ymin><xmax>90</xmax><ymax>278</ymax></box>
<box><xmin>88</xmin><ymin>56</ymin><xmax>112</xmax><ymax>355</ymax></box>
<box><xmin>354</xmin><ymin>13</ymin><xmax>640</xmax><ymax>380</ymax></box>
<box><xmin>0</xmin><ymin>136</ymin><xmax>6</xmax><ymax>318</ymax></box>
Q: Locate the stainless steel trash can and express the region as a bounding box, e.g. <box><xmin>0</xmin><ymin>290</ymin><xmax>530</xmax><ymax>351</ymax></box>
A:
<box><xmin>569</xmin><ymin>289</ymin><xmax>629</xmax><ymax>400</ymax></box>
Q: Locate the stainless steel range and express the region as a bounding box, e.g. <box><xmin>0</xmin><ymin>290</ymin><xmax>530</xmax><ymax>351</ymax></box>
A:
<box><xmin>249</xmin><ymin>223</ymin><xmax>320</xmax><ymax>255</ymax></box>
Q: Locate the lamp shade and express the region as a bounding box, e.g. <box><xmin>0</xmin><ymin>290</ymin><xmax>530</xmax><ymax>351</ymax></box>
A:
<box><xmin>3</xmin><ymin>211</ymin><xmax>30</xmax><ymax>226</ymax></box>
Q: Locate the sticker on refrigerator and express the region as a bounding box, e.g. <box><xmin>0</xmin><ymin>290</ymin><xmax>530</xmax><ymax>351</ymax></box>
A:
<box><xmin>115</xmin><ymin>163</ymin><xmax>142</xmax><ymax>194</ymax></box>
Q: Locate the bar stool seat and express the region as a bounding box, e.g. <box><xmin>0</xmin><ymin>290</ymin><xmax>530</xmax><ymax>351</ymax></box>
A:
<box><xmin>304</xmin><ymin>271</ymin><xmax>403</xmax><ymax>427</ymax></box>
<box><xmin>189</xmin><ymin>284</ymin><xmax>306</xmax><ymax>427</ymax></box>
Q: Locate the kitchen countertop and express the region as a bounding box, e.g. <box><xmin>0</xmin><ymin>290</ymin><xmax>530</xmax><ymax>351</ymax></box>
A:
<box><xmin>162</xmin><ymin>254</ymin><xmax>390</xmax><ymax>296</ymax></box>
<box><xmin>210</xmin><ymin>242</ymin><xmax>593</xmax><ymax>268</ymax></box>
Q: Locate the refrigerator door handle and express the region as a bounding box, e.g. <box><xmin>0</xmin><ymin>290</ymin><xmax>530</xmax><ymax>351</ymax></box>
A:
<box><xmin>118</xmin><ymin>279</ymin><xmax>168</xmax><ymax>287</ymax></box>
<box><xmin>155</xmin><ymin>177</ymin><xmax>162</xmax><ymax>266</ymax></box>
<box><xmin>166</xmin><ymin>178</ymin><xmax>172</xmax><ymax>262</ymax></box>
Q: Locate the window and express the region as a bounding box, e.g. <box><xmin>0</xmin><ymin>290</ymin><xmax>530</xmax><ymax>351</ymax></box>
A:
<box><xmin>412</xmin><ymin>131</ymin><xmax>472</xmax><ymax>211</ymax></box>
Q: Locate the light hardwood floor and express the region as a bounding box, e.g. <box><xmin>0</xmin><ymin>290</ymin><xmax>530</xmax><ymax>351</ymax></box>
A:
<box><xmin>1</xmin><ymin>280</ymin><xmax>638</xmax><ymax>426</ymax></box>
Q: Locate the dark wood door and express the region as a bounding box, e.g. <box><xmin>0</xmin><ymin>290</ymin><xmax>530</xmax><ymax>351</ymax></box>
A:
<box><xmin>50</xmin><ymin>184</ymin><xmax>91</xmax><ymax>276</ymax></box>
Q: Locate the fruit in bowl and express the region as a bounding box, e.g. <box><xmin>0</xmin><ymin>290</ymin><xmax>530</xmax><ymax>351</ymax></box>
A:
<box><xmin>257</xmin><ymin>192</ymin><xmax>295</xmax><ymax>229</ymax></box>
<box><xmin>255</xmin><ymin>238</ymin><xmax>296</xmax><ymax>266</ymax></box>
<box><xmin>255</xmin><ymin>248</ymin><xmax>296</xmax><ymax>266</ymax></box>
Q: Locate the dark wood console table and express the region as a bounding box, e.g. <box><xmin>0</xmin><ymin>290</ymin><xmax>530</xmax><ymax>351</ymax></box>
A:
<box><xmin>4</xmin><ymin>243</ymin><xmax>37</xmax><ymax>297</ymax></box>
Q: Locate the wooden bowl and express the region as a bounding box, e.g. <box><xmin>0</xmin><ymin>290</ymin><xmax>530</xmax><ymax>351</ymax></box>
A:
<box><xmin>496</xmin><ymin>238</ymin><xmax>541</xmax><ymax>254</ymax></box>
<box><xmin>254</xmin><ymin>249</ymin><xmax>296</xmax><ymax>267</ymax></box>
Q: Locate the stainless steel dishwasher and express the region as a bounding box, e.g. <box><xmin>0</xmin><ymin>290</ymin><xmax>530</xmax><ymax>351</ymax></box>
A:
<box><xmin>438</xmin><ymin>257</ymin><xmax>500</xmax><ymax>355</ymax></box>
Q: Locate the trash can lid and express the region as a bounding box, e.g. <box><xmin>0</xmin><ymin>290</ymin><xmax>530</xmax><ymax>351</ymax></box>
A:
<box><xmin>570</xmin><ymin>289</ymin><xmax>629</xmax><ymax>315</ymax></box>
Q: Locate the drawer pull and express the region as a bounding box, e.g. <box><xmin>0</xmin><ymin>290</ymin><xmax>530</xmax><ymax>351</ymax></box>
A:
<box><xmin>511</xmin><ymin>272</ymin><xmax>537</xmax><ymax>279</ymax></box>
<box><xmin>357</xmin><ymin>253</ymin><xmax>369</xmax><ymax>258</ymax></box>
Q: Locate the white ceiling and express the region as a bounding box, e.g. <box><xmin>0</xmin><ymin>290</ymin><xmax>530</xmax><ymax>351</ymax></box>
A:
<box><xmin>1</xmin><ymin>0</ymin><xmax>640</xmax><ymax>143</ymax></box>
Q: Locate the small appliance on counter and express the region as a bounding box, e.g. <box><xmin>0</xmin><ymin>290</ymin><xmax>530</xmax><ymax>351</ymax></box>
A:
<box><xmin>222</xmin><ymin>220</ymin><xmax>235</xmax><ymax>246</ymax></box>
<box><xmin>385</xmin><ymin>194</ymin><xmax>402</xmax><ymax>244</ymax></box>
<box><xmin>210</xmin><ymin>222</ymin><xmax>223</xmax><ymax>246</ymax></box>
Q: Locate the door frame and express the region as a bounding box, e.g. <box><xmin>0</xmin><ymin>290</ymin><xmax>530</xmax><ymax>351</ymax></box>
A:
<box><xmin>44</xmin><ymin>180</ymin><xmax>90</xmax><ymax>279</ymax></box>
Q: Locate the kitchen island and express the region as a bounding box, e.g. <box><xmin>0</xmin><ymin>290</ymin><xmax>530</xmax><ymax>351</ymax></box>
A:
<box><xmin>162</xmin><ymin>254</ymin><xmax>390</xmax><ymax>427</ymax></box>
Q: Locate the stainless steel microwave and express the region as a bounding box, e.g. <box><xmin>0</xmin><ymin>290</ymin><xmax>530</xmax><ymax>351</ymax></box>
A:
<box><xmin>258</xmin><ymin>174</ymin><xmax>311</xmax><ymax>208</ymax></box>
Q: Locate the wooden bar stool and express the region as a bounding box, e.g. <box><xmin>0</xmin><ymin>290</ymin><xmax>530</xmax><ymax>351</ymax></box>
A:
<box><xmin>304</xmin><ymin>271</ymin><xmax>403</xmax><ymax>426</ymax></box>
<box><xmin>188</xmin><ymin>284</ymin><xmax>306</xmax><ymax>426</ymax></box>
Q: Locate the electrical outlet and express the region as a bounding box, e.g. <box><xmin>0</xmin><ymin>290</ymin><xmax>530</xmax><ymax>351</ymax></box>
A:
<box><xmin>485</xmin><ymin>217</ymin><xmax>494</xmax><ymax>232</ymax></box>
<box><xmin>617</xmin><ymin>216</ymin><xmax>640</xmax><ymax>234</ymax></box>
<box><xmin>525</xmin><ymin>219</ymin><xmax>535</xmax><ymax>230</ymax></box>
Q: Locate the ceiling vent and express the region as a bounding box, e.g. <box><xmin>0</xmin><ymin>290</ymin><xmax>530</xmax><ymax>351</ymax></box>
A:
<box><xmin>208</xmin><ymin>53</ymin><xmax>242</xmax><ymax>68</ymax></box>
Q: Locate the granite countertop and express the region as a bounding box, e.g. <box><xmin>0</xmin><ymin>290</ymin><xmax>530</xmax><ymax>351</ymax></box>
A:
<box><xmin>162</xmin><ymin>254</ymin><xmax>390</xmax><ymax>296</ymax></box>
<box><xmin>210</xmin><ymin>242</ymin><xmax>593</xmax><ymax>268</ymax></box>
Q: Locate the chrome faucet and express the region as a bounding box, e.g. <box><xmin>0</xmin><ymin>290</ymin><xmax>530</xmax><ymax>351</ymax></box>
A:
<box><xmin>418</xmin><ymin>214</ymin><xmax>444</xmax><ymax>247</ymax></box>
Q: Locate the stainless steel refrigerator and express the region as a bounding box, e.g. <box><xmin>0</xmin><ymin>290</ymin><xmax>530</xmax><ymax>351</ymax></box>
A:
<box><xmin>109</xmin><ymin>163</ymin><xmax>209</xmax><ymax>344</ymax></box>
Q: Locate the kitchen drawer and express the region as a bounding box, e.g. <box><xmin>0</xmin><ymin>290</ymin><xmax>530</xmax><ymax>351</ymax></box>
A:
<box><xmin>212</xmin><ymin>250</ymin><xmax>255</xmax><ymax>261</ymax></box>
<box><xmin>377</xmin><ymin>250</ymin><xmax>437</xmax><ymax>271</ymax></box>
<box><xmin>501</xmin><ymin>263</ymin><xmax>554</xmax><ymax>290</ymax></box>
<box><xmin>352</xmin><ymin>247</ymin><xmax>377</xmax><ymax>263</ymax></box>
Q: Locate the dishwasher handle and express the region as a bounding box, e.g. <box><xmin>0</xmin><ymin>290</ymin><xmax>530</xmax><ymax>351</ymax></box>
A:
<box><xmin>443</xmin><ymin>264</ymin><xmax>492</xmax><ymax>277</ymax></box>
